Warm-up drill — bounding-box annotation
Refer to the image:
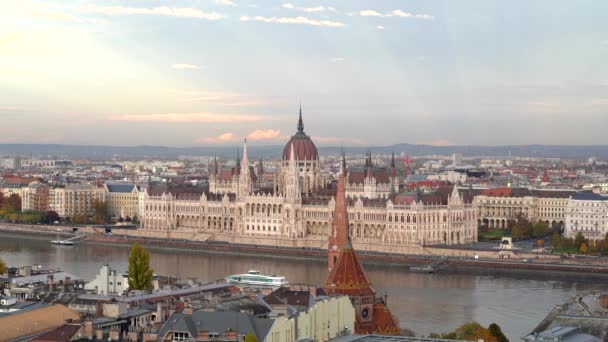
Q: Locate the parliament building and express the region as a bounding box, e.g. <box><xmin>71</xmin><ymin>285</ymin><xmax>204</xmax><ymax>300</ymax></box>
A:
<box><xmin>142</xmin><ymin>108</ymin><xmax>478</xmax><ymax>252</ymax></box>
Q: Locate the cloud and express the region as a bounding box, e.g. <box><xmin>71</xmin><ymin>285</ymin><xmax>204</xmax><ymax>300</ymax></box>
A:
<box><xmin>196</xmin><ymin>132</ymin><xmax>236</xmax><ymax>144</ymax></box>
<box><xmin>359</xmin><ymin>9</ymin><xmax>434</xmax><ymax>20</ymax></box>
<box><xmin>80</xmin><ymin>5</ymin><xmax>224</xmax><ymax>20</ymax></box>
<box><xmin>281</xmin><ymin>3</ymin><xmax>336</xmax><ymax>13</ymax></box>
<box><xmin>171</xmin><ymin>63</ymin><xmax>200</xmax><ymax>70</ymax></box>
<box><xmin>331</xmin><ymin>57</ymin><xmax>345</xmax><ymax>63</ymax></box>
<box><xmin>215</xmin><ymin>0</ymin><xmax>237</xmax><ymax>7</ymax></box>
<box><xmin>376</xmin><ymin>25</ymin><xmax>384</xmax><ymax>30</ymax></box>
<box><xmin>360</xmin><ymin>10</ymin><xmax>383</xmax><ymax>17</ymax></box>
<box><xmin>247</xmin><ymin>129</ymin><xmax>281</xmax><ymax>140</ymax></box>
<box><xmin>109</xmin><ymin>113</ymin><xmax>271</xmax><ymax>123</ymax></box>
<box><xmin>240</xmin><ymin>15</ymin><xmax>344</xmax><ymax>27</ymax></box>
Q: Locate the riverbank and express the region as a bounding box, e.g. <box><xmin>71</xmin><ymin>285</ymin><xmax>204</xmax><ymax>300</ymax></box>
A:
<box><xmin>2</xmin><ymin>223</ymin><xmax>608</xmax><ymax>276</ymax></box>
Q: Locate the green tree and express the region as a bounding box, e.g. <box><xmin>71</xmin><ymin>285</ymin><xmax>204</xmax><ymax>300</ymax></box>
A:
<box><xmin>574</xmin><ymin>232</ymin><xmax>585</xmax><ymax>249</ymax></box>
<box><xmin>92</xmin><ymin>199</ymin><xmax>109</xmax><ymax>225</ymax></box>
<box><xmin>532</xmin><ymin>222</ymin><xmax>549</xmax><ymax>237</ymax></box>
<box><xmin>244</xmin><ymin>333</ymin><xmax>259</xmax><ymax>342</ymax></box>
<box><xmin>488</xmin><ymin>323</ymin><xmax>509</xmax><ymax>342</ymax></box>
<box><xmin>128</xmin><ymin>243</ymin><xmax>153</xmax><ymax>290</ymax></box>
<box><xmin>551</xmin><ymin>232</ymin><xmax>562</xmax><ymax>248</ymax></box>
<box><xmin>0</xmin><ymin>256</ymin><xmax>7</xmax><ymax>275</ymax></box>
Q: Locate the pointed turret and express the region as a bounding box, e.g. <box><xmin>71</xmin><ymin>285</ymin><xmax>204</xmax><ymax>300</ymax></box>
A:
<box><xmin>297</xmin><ymin>103</ymin><xmax>304</xmax><ymax>133</ymax></box>
<box><xmin>390</xmin><ymin>151</ymin><xmax>395</xmax><ymax>168</ymax></box>
<box><xmin>341</xmin><ymin>151</ymin><xmax>347</xmax><ymax>176</ymax></box>
<box><xmin>327</xmin><ymin>168</ymin><xmax>356</xmax><ymax>273</ymax></box>
<box><xmin>238</xmin><ymin>139</ymin><xmax>251</xmax><ymax>197</ymax></box>
<box><xmin>366</xmin><ymin>152</ymin><xmax>373</xmax><ymax>178</ymax></box>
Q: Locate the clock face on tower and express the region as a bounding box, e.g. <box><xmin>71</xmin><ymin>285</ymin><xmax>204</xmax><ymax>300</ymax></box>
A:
<box><xmin>362</xmin><ymin>308</ymin><xmax>369</xmax><ymax>319</ymax></box>
<box><xmin>332</xmin><ymin>244</ymin><xmax>338</xmax><ymax>251</ymax></box>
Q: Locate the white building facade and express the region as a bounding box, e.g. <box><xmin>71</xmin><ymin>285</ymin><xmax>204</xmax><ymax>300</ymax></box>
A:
<box><xmin>565</xmin><ymin>192</ymin><xmax>608</xmax><ymax>241</ymax></box>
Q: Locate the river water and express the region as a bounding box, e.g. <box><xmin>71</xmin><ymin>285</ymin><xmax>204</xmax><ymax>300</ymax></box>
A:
<box><xmin>0</xmin><ymin>232</ymin><xmax>602</xmax><ymax>340</ymax></box>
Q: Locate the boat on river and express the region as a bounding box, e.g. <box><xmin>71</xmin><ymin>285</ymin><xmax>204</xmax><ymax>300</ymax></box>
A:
<box><xmin>50</xmin><ymin>239</ymin><xmax>75</xmax><ymax>246</ymax></box>
<box><xmin>225</xmin><ymin>269</ymin><xmax>288</xmax><ymax>287</ymax></box>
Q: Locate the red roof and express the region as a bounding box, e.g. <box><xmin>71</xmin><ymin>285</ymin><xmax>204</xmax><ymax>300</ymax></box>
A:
<box><xmin>282</xmin><ymin>134</ymin><xmax>318</xmax><ymax>161</ymax></box>
<box><xmin>31</xmin><ymin>324</ymin><xmax>82</xmax><ymax>342</ymax></box>
<box><xmin>372</xmin><ymin>302</ymin><xmax>401</xmax><ymax>335</ymax></box>
<box><xmin>325</xmin><ymin>240</ymin><xmax>375</xmax><ymax>297</ymax></box>
<box><xmin>481</xmin><ymin>187</ymin><xmax>513</xmax><ymax>197</ymax></box>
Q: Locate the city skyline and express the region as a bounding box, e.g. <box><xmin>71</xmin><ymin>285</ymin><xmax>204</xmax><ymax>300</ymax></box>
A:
<box><xmin>2</xmin><ymin>0</ymin><xmax>608</xmax><ymax>147</ymax></box>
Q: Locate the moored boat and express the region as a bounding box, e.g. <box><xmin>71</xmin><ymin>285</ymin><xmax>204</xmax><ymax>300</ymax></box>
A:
<box><xmin>225</xmin><ymin>269</ymin><xmax>288</xmax><ymax>287</ymax></box>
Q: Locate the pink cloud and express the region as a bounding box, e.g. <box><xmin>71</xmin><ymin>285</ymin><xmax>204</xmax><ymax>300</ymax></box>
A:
<box><xmin>195</xmin><ymin>132</ymin><xmax>236</xmax><ymax>144</ymax></box>
<box><xmin>247</xmin><ymin>129</ymin><xmax>281</xmax><ymax>140</ymax></box>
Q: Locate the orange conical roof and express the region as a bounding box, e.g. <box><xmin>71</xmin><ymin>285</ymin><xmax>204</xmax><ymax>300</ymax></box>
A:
<box><xmin>324</xmin><ymin>239</ymin><xmax>375</xmax><ymax>297</ymax></box>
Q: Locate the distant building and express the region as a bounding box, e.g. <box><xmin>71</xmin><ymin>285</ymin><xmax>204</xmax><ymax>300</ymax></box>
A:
<box><xmin>85</xmin><ymin>265</ymin><xmax>128</xmax><ymax>296</ymax></box>
<box><xmin>104</xmin><ymin>183</ymin><xmax>143</xmax><ymax>219</ymax></box>
<box><xmin>157</xmin><ymin>295</ymin><xmax>355</xmax><ymax>342</ymax></box>
<box><xmin>143</xmin><ymin>108</ymin><xmax>477</xmax><ymax>250</ymax></box>
<box><xmin>50</xmin><ymin>184</ymin><xmax>105</xmax><ymax>218</ymax></box>
<box><xmin>21</xmin><ymin>182</ymin><xmax>51</xmax><ymax>212</ymax></box>
<box><xmin>564</xmin><ymin>192</ymin><xmax>608</xmax><ymax>241</ymax></box>
<box><xmin>474</xmin><ymin>188</ymin><xmax>576</xmax><ymax>229</ymax></box>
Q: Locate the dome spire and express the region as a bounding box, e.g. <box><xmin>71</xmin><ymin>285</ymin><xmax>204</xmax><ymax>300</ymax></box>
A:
<box><xmin>297</xmin><ymin>102</ymin><xmax>304</xmax><ymax>133</ymax></box>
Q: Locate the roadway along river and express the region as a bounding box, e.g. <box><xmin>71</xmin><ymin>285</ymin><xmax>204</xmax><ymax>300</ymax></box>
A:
<box><xmin>0</xmin><ymin>232</ymin><xmax>602</xmax><ymax>340</ymax></box>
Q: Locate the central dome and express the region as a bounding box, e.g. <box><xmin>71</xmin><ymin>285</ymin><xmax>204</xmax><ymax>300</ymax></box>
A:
<box><xmin>282</xmin><ymin>107</ymin><xmax>319</xmax><ymax>161</ymax></box>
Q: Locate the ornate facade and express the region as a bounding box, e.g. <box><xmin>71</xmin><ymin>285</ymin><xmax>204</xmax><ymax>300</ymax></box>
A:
<box><xmin>474</xmin><ymin>188</ymin><xmax>576</xmax><ymax>229</ymax></box>
<box><xmin>142</xmin><ymin>108</ymin><xmax>478</xmax><ymax>250</ymax></box>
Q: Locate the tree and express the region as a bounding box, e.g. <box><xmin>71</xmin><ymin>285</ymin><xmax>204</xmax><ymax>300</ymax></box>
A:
<box><xmin>532</xmin><ymin>222</ymin><xmax>549</xmax><ymax>237</ymax></box>
<box><xmin>92</xmin><ymin>199</ymin><xmax>109</xmax><ymax>225</ymax></box>
<box><xmin>488</xmin><ymin>323</ymin><xmax>509</xmax><ymax>342</ymax></box>
<box><xmin>400</xmin><ymin>328</ymin><xmax>416</xmax><ymax>337</ymax></box>
<box><xmin>45</xmin><ymin>211</ymin><xmax>59</xmax><ymax>224</ymax></box>
<box><xmin>430</xmin><ymin>322</ymin><xmax>499</xmax><ymax>342</ymax></box>
<box><xmin>128</xmin><ymin>243</ymin><xmax>153</xmax><ymax>291</ymax></box>
<box><xmin>580</xmin><ymin>242</ymin><xmax>588</xmax><ymax>254</ymax></box>
<box><xmin>551</xmin><ymin>233</ymin><xmax>562</xmax><ymax>248</ymax></box>
<box><xmin>2</xmin><ymin>193</ymin><xmax>21</xmax><ymax>211</ymax></box>
<box><xmin>574</xmin><ymin>232</ymin><xmax>585</xmax><ymax>249</ymax></box>
<box><xmin>244</xmin><ymin>333</ymin><xmax>259</xmax><ymax>342</ymax></box>
<box><xmin>0</xmin><ymin>256</ymin><xmax>7</xmax><ymax>275</ymax></box>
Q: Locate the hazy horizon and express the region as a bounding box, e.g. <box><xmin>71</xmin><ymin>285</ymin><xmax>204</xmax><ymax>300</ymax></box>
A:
<box><xmin>2</xmin><ymin>0</ymin><xmax>607</xmax><ymax>146</ymax></box>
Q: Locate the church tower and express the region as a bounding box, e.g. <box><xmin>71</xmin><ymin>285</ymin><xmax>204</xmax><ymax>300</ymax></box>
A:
<box><xmin>325</xmin><ymin>164</ymin><xmax>400</xmax><ymax>335</ymax></box>
<box><xmin>328</xmin><ymin>160</ymin><xmax>349</xmax><ymax>272</ymax></box>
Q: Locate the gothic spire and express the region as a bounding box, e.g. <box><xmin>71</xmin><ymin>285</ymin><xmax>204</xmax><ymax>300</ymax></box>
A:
<box><xmin>391</xmin><ymin>151</ymin><xmax>395</xmax><ymax>168</ymax></box>
<box><xmin>297</xmin><ymin>103</ymin><xmax>304</xmax><ymax>133</ymax></box>
<box><xmin>241</xmin><ymin>138</ymin><xmax>248</xmax><ymax>166</ymax></box>
<box><xmin>341</xmin><ymin>151</ymin><xmax>347</xmax><ymax>176</ymax></box>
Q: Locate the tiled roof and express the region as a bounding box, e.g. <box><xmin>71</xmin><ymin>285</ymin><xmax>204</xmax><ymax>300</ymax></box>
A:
<box><xmin>325</xmin><ymin>240</ymin><xmax>375</xmax><ymax>297</ymax></box>
<box><xmin>30</xmin><ymin>323</ymin><xmax>82</xmax><ymax>342</ymax></box>
<box><xmin>106</xmin><ymin>183</ymin><xmax>137</xmax><ymax>193</ymax></box>
<box><xmin>0</xmin><ymin>304</ymin><xmax>80</xmax><ymax>341</ymax></box>
<box><xmin>158</xmin><ymin>310</ymin><xmax>274</xmax><ymax>341</ymax></box>
<box><xmin>263</xmin><ymin>287</ymin><xmax>313</xmax><ymax>307</ymax></box>
<box><xmin>573</xmin><ymin>192</ymin><xmax>608</xmax><ymax>201</ymax></box>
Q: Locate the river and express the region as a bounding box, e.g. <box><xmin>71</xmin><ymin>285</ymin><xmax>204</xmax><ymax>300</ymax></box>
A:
<box><xmin>0</xmin><ymin>232</ymin><xmax>601</xmax><ymax>340</ymax></box>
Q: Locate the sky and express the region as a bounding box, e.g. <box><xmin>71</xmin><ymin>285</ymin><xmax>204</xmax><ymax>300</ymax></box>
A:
<box><xmin>1</xmin><ymin>0</ymin><xmax>607</xmax><ymax>147</ymax></box>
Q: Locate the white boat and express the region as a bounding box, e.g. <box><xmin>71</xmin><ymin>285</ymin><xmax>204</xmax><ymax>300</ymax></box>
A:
<box><xmin>225</xmin><ymin>269</ymin><xmax>288</xmax><ymax>287</ymax></box>
<box><xmin>50</xmin><ymin>240</ymin><xmax>74</xmax><ymax>246</ymax></box>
